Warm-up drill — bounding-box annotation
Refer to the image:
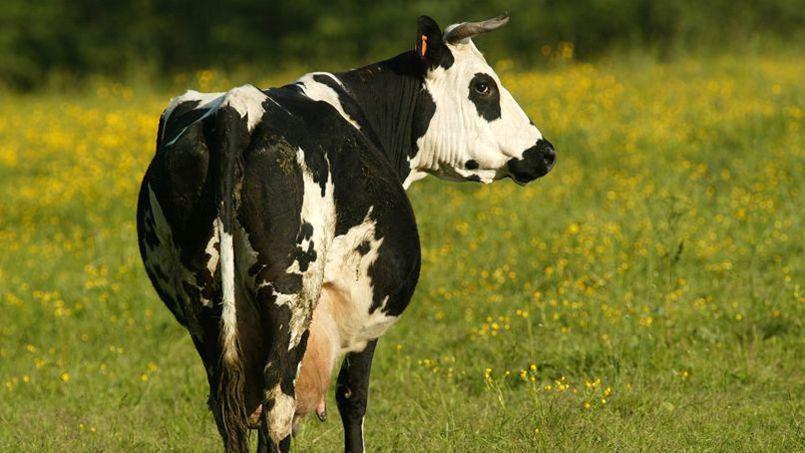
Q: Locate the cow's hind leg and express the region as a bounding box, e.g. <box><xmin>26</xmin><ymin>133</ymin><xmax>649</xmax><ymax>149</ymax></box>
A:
<box><xmin>336</xmin><ymin>339</ymin><xmax>378</xmax><ymax>453</ymax></box>
<box><xmin>237</xmin><ymin>120</ymin><xmax>334</xmax><ymax>451</ymax></box>
<box><xmin>238</xmin><ymin>161</ymin><xmax>324</xmax><ymax>450</ymax></box>
<box><xmin>250</xmin><ymin>283</ymin><xmax>315</xmax><ymax>452</ymax></box>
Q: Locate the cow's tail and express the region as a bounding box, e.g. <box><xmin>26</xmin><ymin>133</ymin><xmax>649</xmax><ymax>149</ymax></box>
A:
<box><xmin>209</xmin><ymin>103</ymin><xmax>250</xmax><ymax>452</ymax></box>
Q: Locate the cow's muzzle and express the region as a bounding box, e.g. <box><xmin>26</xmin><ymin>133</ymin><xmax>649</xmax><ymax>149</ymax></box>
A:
<box><xmin>507</xmin><ymin>139</ymin><xmax>556</xmax><ymax>184</ymax></box>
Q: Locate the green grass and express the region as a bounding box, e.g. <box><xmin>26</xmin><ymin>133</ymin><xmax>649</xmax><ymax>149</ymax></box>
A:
<box><xmin>0</xmin><ymin>53</ymin><xmax>802</xmax><ymax>451</ymax></box>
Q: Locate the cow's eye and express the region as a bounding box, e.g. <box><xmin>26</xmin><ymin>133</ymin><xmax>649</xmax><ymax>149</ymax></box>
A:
<box><xmin>473</xmin><ymin>81</ymin><xmax>490</xmax><ymax>95</ymax></box>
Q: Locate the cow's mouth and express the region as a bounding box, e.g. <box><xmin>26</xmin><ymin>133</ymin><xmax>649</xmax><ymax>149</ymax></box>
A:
<box><xmin>509</xmin><ymin>174</ymin><xmax>535</xmax><ymax>185</ymax></box>
<box><xmin>506</xmin><ymin>139</ymin><xmax>556</xmax><ymax>184</ymax></box>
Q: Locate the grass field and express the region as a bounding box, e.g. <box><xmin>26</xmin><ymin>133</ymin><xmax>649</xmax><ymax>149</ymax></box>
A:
<box><xmin>0</xmin><ymin>53</ymin><xmax>802</xmax><ymax>451</ymax></box>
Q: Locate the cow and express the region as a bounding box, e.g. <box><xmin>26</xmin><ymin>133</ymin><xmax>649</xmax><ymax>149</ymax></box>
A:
<box><xmin>136</xmin><ymin>13</ymin><xmax>555</xmax><ymax>453</ymax></box>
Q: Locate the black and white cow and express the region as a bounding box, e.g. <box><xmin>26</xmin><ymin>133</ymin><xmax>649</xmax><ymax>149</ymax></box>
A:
<box><xmin>136</xmin><ymin>14</ymin><xmax>555</xmax><ymax>453</ymax></box>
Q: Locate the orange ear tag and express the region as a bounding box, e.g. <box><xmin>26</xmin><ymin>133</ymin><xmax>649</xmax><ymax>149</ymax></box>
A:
<box><xmin>420</xmin><ymin>35</ymin><xmax>428</xmax><ymax>57</ymax></box>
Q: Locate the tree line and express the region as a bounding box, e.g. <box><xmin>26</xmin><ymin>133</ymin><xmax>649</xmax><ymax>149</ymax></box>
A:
<box><xmin>1</xmin><ymin>0</ymin><xmax>802</xmax><ymax>90</ymax></box>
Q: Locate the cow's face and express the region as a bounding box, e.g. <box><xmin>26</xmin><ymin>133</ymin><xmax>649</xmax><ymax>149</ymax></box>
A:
<box><xmin>412</xmin><ymin>15</ymin><xmax>555</xmax><ymax>185</ymax></box>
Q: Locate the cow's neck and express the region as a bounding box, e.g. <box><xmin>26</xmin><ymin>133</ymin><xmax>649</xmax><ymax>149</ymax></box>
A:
<box><xmin>333</xmin><ymin>51</ymin><xmax>426</xmax><ymax>187</ymax></box>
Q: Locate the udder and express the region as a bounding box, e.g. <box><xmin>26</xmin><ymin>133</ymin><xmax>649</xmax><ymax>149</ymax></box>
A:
<box><xmin>294</xmin><ymin>286</ymin><xmax>341</xmax><ymax>420</ymax></box>
<box><xmin>247</xmin><ymin>286</ymin><xmax>345</xmax><ymax>429</ymax></box>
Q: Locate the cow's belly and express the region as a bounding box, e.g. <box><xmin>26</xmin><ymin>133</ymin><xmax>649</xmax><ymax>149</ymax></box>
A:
<box><xmin>319</xmin><ymin>212</ymin><xmax>401</xmax><ymax>354</ymax></box>
<box><xmin>318</xmin><ymin>281</ymin><xmax>399</xmax><ymax>355</ymax></box>
<box><xmin>293</xmin><ymin>215</ymin><xmax>403</xmax><ymax>418</ymax></box>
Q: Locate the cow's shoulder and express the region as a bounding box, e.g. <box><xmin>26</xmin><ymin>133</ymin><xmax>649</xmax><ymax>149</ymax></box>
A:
<box><xmin>293</xmin><ymin>72</ymin><xmax>364</xmax><ymax>131</ymax></box>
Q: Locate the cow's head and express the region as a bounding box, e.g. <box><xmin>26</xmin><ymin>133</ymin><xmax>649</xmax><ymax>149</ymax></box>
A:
<box><xmin>411</xmin><ymin>14</ymin><xmax>555</xmax><ymax>185</ymax></box>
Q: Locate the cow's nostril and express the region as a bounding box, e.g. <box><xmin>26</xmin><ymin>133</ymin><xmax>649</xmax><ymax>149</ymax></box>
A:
<box><xmin>508</xmin><ymin>139</ymin><xmax>557</xmax><ymax>183</ymax></box>
<box><xmin>543</xmin><ymin>148</ymin><xmax>556</xmax><ymax>168</ymax></box>
<box><xmin>537</xmin><ymin>139</ymin><xmax>556</xmax><ymax>170</ymax></box>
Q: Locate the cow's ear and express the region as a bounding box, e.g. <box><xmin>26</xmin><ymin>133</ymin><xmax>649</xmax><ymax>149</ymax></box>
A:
<box><xmin>416</xmin><ymin>16</ymin><xmax>453</xmax><ymax>70</ymax></box>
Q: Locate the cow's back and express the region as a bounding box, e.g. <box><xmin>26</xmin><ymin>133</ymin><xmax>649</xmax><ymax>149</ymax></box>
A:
<box><xmin>138</xmin><ymin>83</ymin><xmax>419</xmax><ymax>317</ymax></box>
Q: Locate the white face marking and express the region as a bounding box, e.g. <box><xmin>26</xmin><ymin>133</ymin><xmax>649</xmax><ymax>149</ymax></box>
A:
<box><xmin>296</xmin><ymin>72</ymin><xmax>362</xmax><ymax>130</ymax></box>
<box><xmin>410</xmin><ymin>38</ymin><xmax>543</xmax><ymax>183</ymax></box>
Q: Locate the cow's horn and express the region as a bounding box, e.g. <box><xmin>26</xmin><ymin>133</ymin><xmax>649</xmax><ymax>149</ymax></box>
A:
<box><xmin>445</xmin><ymin>13</ymin><xmax>510</xmax><ymax>44</ymax></box>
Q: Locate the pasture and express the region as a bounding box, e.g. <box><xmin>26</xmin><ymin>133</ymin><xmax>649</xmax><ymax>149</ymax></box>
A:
<box><xmin>0</xmin><ymin>53</ymin><xmax>802</xmax><ymax>451</ymax></box>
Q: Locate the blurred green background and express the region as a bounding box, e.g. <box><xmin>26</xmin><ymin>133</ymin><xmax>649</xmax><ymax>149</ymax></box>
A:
<box><xmin>1</xmin><ymin>0</ymin><xmax>804</xmax><ymax>90</ymax></box>
<box><xmin>1</xmin><ymin>1</ymin><xmax>803</xmax><ymax>451</ymax></box>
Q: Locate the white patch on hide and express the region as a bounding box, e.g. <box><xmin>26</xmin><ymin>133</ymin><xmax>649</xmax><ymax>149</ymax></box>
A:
<box><xmin>220</xmin><ymin>84</ymin><xmax>268</xmax><ymax>131</ymax></box>
<box><xmin>218</xmin><ymin>217</ymin><xmax>238</xmax><ymax>365</ymax></box>
<box><xmin>202</xmin><ymin>234</ymin><xmax>219</xmax><ymax>307</ymax></box>
<box><xmin>267</xmin><ymin>384</ymin><xmax>295</xmax><ymax>443</ymax></box>
<box><xmin>323</xmin><ymin>208</ymin><xmax>399</xmax><ymax>354</ymax></box>
<box><xmin>295</xmin><ymin>72</ymin><xmax>361</xmax><ymax>130</ymax></box>
<box><xmin>161</xmin><ymin>90</ymin><xmax>223</xmax><ymax>143</ymax></box>
<box><xmin>163</xmin><ymin>84</ymin><xmax>267</xmax><ymax>147</ymax></box>
<box><xmin>276</xmin><ymin>148</ymin><xmax>336</xmax><ymax>351</ymax></box>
